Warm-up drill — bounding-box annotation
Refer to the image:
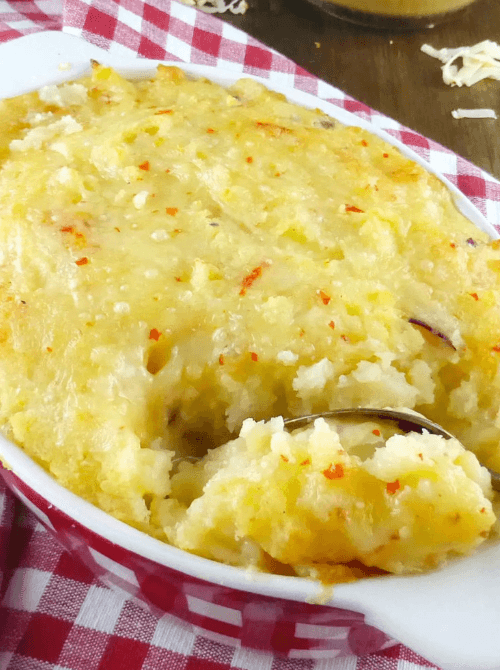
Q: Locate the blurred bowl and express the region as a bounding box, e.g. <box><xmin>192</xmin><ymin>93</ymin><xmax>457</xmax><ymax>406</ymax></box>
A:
<box><xmin>306</xmin><ymin>0</ymin><xmax>480</xmax><ymax>29</ymax></box>
<box><xmin>0</xmin><ymin>31</ymin><xmax>500</xmax><ymax>670</ymax></box>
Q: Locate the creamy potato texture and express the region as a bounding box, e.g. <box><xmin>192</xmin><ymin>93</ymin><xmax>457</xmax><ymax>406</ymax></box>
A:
<box><xmin>162</xmin><ymin>418</ymin><xmax>494</xmax><ymax>577</ymax></box>
<box><xmin>0</xmin><ymin>64</ymin><xmax>498</xmax><ymax>578</ymax></box>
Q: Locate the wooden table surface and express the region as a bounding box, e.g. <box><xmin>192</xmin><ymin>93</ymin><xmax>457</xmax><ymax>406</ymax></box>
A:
<box><xmin>219</xmin><ymin>0</ymin><xmax>500</xmax><ymax>179</ymax></box>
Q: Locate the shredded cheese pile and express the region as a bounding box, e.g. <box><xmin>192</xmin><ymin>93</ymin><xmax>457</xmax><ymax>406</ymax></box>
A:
<box><xmin>422</xmin><ymin>40</ymin><xmax>500</xmax><ymax>120</ymax></box>
<box><xmin>179</xmin><ymin>0</ymin><xmax>247</xmax><ymax>13</ymax></box>
<box><xmin>422</xmin><ymin>40</ymin><xmax>500</xmax><ymax>87</ymax></box>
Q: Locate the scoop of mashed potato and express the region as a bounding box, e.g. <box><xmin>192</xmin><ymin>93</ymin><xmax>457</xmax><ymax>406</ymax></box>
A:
<box><xmin>155</xmin><ymin>418</ymin><xmax>495</xmax><ymax>577</ymax></box>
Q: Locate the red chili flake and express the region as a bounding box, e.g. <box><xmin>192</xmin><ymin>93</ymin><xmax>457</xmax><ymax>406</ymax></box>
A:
<box><xmin>240</xmin><ymin>266</ymin><xmax>264</xmax><ymax>296</ymax></box>
<box><xmin>280</xmin><ymin>454</ymin><xmax>289</xmax><ymax>462</ymax></box>
<box><xmin>328</xmin><ymin>321</ymin><xmax>335</xmax><ymax>330</ymax></box>
<box><xmin>492</xmin><ymin>345</ymin><xmax>500</xmax><ymax>352</ymax></box>
<box><xmin>274</xmin><ymin>172</ymin><xmax>281</xmax><ymax>177</ymax></box>
<box><xmin>165</xmin><ymin>169</ymin><xmax>171</xmax><ymax>174</ymax></box>
<box><xmin>166</xmin><ymin>207</ymin><xmax>179</xmax><ymax>216</ymax></box>
<box><xmin>300</xmin><ymin>458</ymin><xmax>310</xmax><ymax>466</ymax></box>
<box><xmin>139</xmin><ymin>161</ymin><xmax>150</xmax><ymax>171</ymax></box>
<box><xmin>46</xmin><ymin>347</ymin><xmax>53</xmax><ymax>353</ymax></box>
<box><xmin>372</xmin><ymin>429</ymin><xmax>381</xmax><ymax>436</ymax></box>
<box><xmin>61</xmin><ymin>226</ymin><xmax>74</xmax><ymax>233</ymax></box>
<box><xmin>323</xmin><ymin>463</ymin><xmax>344</xmax><ymax>480</ymax></box>
<box><xmin>149</xmin><ymin>328</ymin><xmax>161</xmax><ymax>341</ymax></box>
<box><xmin>173</xmin><ymin>229</ymin><xmax>182</xmax><ymax>235</ymax></box>
<box><xmin>383</xmin><ymin>153</ymin><xmax>389</xmax><ymax>158</ymax></box>
<box><xmin>361</xmin><ymin>140</ymin><xmax>368</xmax><ymax>147</ymax></box>
<box><xmin>155</xmin><ymin>109</ymin><xmax>173</xmax><ymax>115</ymax></box>
<box><xmin>219</xmin><ymin>354</ymin><xmax>224</xmax><ymax>365</ymax></box>
<box><xmin>207</xmin><ymin>128</ymin><xmax>215</xmax><ymax>134</ymax></box>
<box><xmin>75</xmin><ymin>257</ymin><xmax>88</xmax><ymax>266</ymax></box>
<box><xmin>250</xmin><ymin>352</ymin><xmax>259</xmax><ymax>362</ymax></box>
<box><xmin>246</xmin><ymin>156</ymin><xmax>253</xmax><ymax>163</ymax></box>
<box><xmin>418</xmin><ymin>453</ymin><xmax>424</xmax><ymax>460</ymax></box>
<box><xmin>174</xmin><ymin>276</ymin><xmax>182</xmax><ymax>282</ymax></box>
<box><xmin>450</xmin><ymin>243</ymin><xmax>457</xmax><ymax>249</ymax></box>
<box><xmin>481</xmin><ymin>507</ymin><xmax>486</xmax><ymax>513</ymax></box>
<box><xmin>386</xmin><ymin>480</ymin><xmax>400</xmax><ymax>494</ymax></box>
<box><xmin>345</xmin><ymin>205</ymin><xmax>364</xmax><ymax>213</ymax></box>
<box><xmin>319</xmin><ymin>290</ymin><xmax>331</xmax><ymax>305</ymax></box>
<box><xmin>341</xmin><ymin>334</ymin><xmax>350</xmax><ymax>342</ymax></box>
<box><xmin>75</xmin><ymin>232</ymin><xmax>85</xmax><ymax>239</ymax></box>
<box><xmin>470</xmin><ymin>292</ymin><xmax>479</xmax><ymax>301</ymax></box>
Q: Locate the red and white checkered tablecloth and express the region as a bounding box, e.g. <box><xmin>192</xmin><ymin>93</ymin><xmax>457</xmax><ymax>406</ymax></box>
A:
<box><xmin>1</xmin><ymin>2</ymin><xmax>500</xmax><ymax>669</ymax></box>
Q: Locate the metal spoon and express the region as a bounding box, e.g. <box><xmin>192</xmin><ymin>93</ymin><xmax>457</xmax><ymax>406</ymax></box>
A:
<box><xmin>284</xmin><ymin>407</ymin><xmax>500</xmax><ymax>492</ymax></box>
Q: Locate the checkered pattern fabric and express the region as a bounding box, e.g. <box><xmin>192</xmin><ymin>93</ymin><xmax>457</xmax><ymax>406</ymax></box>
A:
<box><xmin>0</xmin><ymin>0</ymin><xmax>61</xmax><ymax>41</ymax></box>
<box><xmin>0</xmin><ymin>481</ymin><xmax>439</xmax><ymax>670</ymax></box>
<box><xmin>0</xmin><ymin>1</ymin><xmax>499</xmax><ymax>669</ymax></box>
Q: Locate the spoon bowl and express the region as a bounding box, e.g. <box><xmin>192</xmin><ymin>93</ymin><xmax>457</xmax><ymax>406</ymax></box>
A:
<box><xmin>284</xmin><ymin>407</ymin><xmax>500</xmax><ymax>491</ymax></box>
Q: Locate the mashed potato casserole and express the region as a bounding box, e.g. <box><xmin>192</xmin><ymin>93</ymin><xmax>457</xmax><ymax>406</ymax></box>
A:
<box><xmin>0</xmin><ymin>64</ymin><xmax>498</xmax><ymax>580</ymax></box>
